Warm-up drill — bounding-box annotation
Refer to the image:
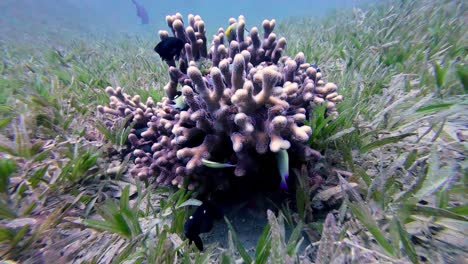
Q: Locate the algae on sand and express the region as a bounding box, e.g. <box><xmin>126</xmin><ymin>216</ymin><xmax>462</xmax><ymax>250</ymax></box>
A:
<box><xmin>0</xmin><ymin>0</ymin><xmax>467</xmax><ymax>263</ymax></box>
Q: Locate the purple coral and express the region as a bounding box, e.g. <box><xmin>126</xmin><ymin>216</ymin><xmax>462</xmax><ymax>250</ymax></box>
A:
<box><xmin>97</xmin><ymin>14</ymin><xmax>343</xmax><ymax>192</ymax></box>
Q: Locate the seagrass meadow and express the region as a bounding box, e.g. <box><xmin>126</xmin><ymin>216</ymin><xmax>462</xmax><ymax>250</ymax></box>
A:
<box><xmin>0</xmin><ymin>0</ymin><xmax>467</xmax><ymax>263</ymax></box>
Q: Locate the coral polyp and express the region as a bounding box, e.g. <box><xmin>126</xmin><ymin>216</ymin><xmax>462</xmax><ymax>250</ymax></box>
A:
<box><xmin>98</xmin><ymin>13</ymin><xmax>343</xmax><ymax>191</ymax></box>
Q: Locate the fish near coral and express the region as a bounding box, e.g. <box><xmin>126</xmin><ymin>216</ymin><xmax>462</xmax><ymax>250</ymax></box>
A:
<box><xmin>225</xmin><ymin>22</ymin><xmax>249</xmax><ymax>43</ymax></box>
<box><xmin>310</xmin><ymin>63</ymin><xmax>321</xmax><ymax>73</ymax></box>
<box><xmin>276</xmin><ymin>149</ymin><xmax>289</xmax><ymax>189</ymax></box>
<box><xmin>154</xmin><ymin>37</ymin><xmax>185</xmax><ymax>61</ymax></box>
<box><xmin>184</xmin><ymin>201</ymin><xmax>223</xmax><ymax>251</ymax></box>
<box><xmin>170</xmin><ymin>91</ymin><xmax>188</xmax><ymax>110</ymax></box>
<box><xmin>225</xmin><ymin>23</ymin><xmax>237</xmax><ymax>42</ymax></box>
<box><xmin>131</xmin><ymin>0</ymin><xmax>149</xmax><ymax>24</ymax></box>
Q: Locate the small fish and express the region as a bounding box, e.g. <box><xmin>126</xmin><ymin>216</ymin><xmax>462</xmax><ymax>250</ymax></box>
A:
<box><xmin>202</xmin><ymin>158</ymin><xmax>236</xmax><ymax>168</ymax></box>
<box><xmin>154</xmin><ymin>37</ymin><xmax>185</xmax><ymax>62</ymax></box>
<box><xmin>225</xmin><ymin>23</ymin><xmax>249</xmax><ymax>43</ymax></box>
<box><xmin>170</xmin><ymin>91</ymin><xmax>187</xmax><ymax>110</ymax></box>
<box><xmin>225</xmin><ymin>23</ymin><xmax>237</xmax><ymax>43</ymax></box>
<box><xmin>276</xmin><ymin>149</ymin><xmax>289</xmax><ymax>189</ymax></box>
<box><xmin>310</xmin><ymin>64</ymin><xmax>321</xmax><ymax>73</ymax></box>
<box><xmin>184</xmin><ymin>201</ymin><xmax>223</xmax><ymax>251</ymax></box>
<box><xmin>131</xmin><ymin>0</ymin><xmax>149</xmax><ymax>24</ymax></box>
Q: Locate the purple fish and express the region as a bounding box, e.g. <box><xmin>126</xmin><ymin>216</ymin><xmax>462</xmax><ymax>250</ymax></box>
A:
<box><xmin>131</xmin><ymin>0</ymin><xmax>149</xmax><ymax>24</ymax></box>
<box><xmin>276</xmin><ymin>149</ymin><xmax>289</xmax><ymax>190</ymax></box>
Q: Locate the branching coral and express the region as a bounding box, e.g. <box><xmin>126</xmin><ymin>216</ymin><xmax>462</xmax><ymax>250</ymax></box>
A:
<box><xmin>98</xmin><ymin>14</ymin><xmax>343</xmax><ymax>192</ymax></box>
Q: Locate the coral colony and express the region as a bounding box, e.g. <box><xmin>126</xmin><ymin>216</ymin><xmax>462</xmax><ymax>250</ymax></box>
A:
<box><xmin>97</xmin><ymin>13</ymin><xmax>343</xmax><ymax>193</ymax></box>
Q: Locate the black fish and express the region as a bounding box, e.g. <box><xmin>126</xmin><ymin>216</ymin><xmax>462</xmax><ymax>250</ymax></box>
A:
<box><xmin>154</xmin><ymin>37</ymin><xmax>185</xmax><ymax>62</ymax></box>
<box><xmin>310</xmin><ymin>63</ymin><xmax>321</xmax><ymax>73</ymax></box>
<box><xmin>184</xmin><ymin>201</ymin><xmax>223</xmax><ymax>251</ymax></box>
<box><xmin>131</xmin><ymin>0</ymin><xmax>149</xmax><ymax>24</ymax></box>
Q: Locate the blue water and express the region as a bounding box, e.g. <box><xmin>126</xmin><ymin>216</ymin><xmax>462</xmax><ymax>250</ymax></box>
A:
<box><xmin>1</xmin><ymin>0</ymin><xmax>371</xmax><ymax>41</ymax></box>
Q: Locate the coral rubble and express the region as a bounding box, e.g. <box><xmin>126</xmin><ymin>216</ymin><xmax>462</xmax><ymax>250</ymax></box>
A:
<box><xmin>98</xmin><ymin>13</ymin><xmax>343</xmax><ymax>192</ymax></box>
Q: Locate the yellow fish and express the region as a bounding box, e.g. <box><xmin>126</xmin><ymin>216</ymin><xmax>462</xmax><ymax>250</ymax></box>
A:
<box><xmin>225</xmin><ymin>23</ymin><xmax>238</xmax><ymax>43</ymax></box>
<box><xmin>225</xmin><ymin>23</ymin><xmax>249</xmax><ymax>43</ymax></box>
